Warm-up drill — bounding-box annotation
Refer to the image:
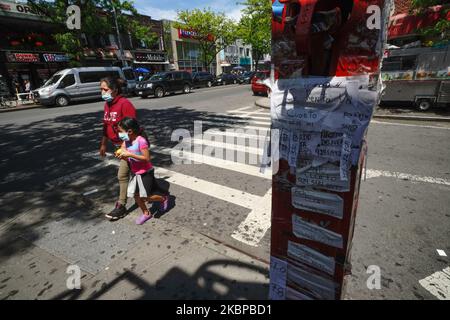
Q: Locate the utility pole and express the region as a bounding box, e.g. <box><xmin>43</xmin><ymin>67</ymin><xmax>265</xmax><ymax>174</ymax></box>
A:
<box><xmin>112</xmin><ymin>2</ymin><xmax>127</xmax><ymax>67</ymax></box>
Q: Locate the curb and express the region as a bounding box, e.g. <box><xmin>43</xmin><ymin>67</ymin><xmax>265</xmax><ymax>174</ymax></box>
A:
<box><xmin>0</xmin><ymin>104</ymin><xmax>42</xmax><ymax>113</ymax></box>
<box><xmin>255</xmin><ymin>98</ymin><xmax>270</xmax><ymax>109</ymax></box>
<box><xmin>373</xmin><ymin>114</ymin><xmax>450</xmax><ymax>122</ymax></box>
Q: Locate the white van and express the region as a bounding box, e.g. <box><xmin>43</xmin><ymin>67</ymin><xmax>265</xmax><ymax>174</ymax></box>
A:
<box><xmin>34</xmin><ymin>67</ymin><xmax>127</xmax><ymax>107</ymax></box>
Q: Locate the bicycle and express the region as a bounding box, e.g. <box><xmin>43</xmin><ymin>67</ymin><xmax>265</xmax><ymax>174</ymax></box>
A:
<box><xmin>0</xmin><ymin>95</ymin><xmax>15</xmax><ymax>109</ymax></box>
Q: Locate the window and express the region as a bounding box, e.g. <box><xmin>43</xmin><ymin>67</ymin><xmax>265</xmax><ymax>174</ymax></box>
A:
<box><xmin>246</xmin><ymin>48</ymin><xmax>250</xmax><ymax>57</ymax></box>
<box><xmin>60</xmin><ymin>74</ymin><xmax>75</xmax><ymax>87</ymax></box>
<box><xmin>240</xmin><ymin>48</ymin><xmax>244</xmax><ymax>56</ymax></box>
<box><xmin>382</xmin><ymin>55</ymin><xmax>417</xmax><ymax>71</ymax></box>
<box><xmin>79</xmin><ymin>71</ymin><xmax>121</xmax><ymax>83</ymax></box>
<box><xmin>123</xmin><ymin>69</ymin><xmax>135</xmax><ymax>80</ymax></box>
<box><xmin>174</xmin><ymin>72</ymin><xmax>183</xmax><ymax>80</ymax></box>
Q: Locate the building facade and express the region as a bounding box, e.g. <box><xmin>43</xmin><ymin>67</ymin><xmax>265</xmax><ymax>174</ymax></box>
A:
<box><xmin>219</xmin><ymin>39</ymin><xmax>253</xmax><ymax>73</ymax></box>
<box><xmin>0</xmin><ymin>0</ymin><xmax>168</xmax><ymax>95</ymax></box>
<box><xmin>165</xmin><ymin>22</ymin><xmax>218</xmax><ymax>75</ymax></box>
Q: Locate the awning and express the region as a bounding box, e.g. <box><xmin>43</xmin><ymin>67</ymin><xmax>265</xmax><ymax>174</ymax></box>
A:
<box><xmin>388</xmin><ymin>5</ymin><xmax>450</xmax><ymax>39</ymax></box>
<box><xmin>133</xmin><ymin>61</ymin><xmax>170</xmax><ymax>65</ymax></box>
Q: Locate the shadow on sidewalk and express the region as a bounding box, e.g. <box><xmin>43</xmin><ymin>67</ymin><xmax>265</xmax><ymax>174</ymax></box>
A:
<box><xmin>52</xmin><ymin>259</ymin><xmax>269</xmax><ymax>300</ymax></box>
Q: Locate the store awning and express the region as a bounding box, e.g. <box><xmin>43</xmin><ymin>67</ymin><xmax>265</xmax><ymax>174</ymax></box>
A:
<box><xmin>133</xmin><ymin>61</ymin><xmax>170</xmax><ymax>65</ymax></box>
<box><xmin>388</xmin><ymin>5</ymin><xmax>450</xmax><ymax>39</ymax></box>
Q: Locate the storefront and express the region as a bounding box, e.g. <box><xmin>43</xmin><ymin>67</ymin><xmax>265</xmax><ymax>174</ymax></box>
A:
<box><xmin>132</xmin><ymin>50</ymin><xmax>168</xmax><ymax>73</ymax></box>
<box><xmin>0</xmin><ymin>51</ymin><xmax>69</xmax><ymax>95</ymax></box>
<box><xmin>168</xmin><ymin>26</ymin><xmax>218</xmax><ymax>74</ymax></box>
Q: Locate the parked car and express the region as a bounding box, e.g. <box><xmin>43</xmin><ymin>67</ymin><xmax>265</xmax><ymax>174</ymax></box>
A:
<box><xmin>135</xmin><ymin>71</ymin><xmax>192</xmax><ymax>98</ymax></box>
<box><xmin>192</xmin><ymin>71</ymin><xmax>215</xmax><ymax>88</ymax></box>
<box><xmin>238</xmin><ymin>71</ymin><xmax>256</xmax><ymax>84</ymax></box>
<box><xmin>251</xmin><ymin>71</ymin><xmax>270</xmax><ymax>96</ymax></box>
<box><xmin>215</xmin><ymin>73</ymin><xmax>238</xmax><ymax>85</ymax></box>
<box><xmin>33</xmin><ymin>66</ymin><xmax>127</xmax><ymax>107</ymax></box>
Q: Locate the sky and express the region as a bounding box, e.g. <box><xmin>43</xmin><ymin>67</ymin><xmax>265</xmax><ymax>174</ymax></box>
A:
<box><xmin>133</xmin><ymin>0</ymin><xmax>245</xmax><ymax>22</ymax></box>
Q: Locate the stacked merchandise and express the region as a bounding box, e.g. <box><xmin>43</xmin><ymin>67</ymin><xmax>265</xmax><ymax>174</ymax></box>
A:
<box><xmin>269</xmin><ymin>0</ymin><xmax>393</xmax><ymax>300</ymax></box>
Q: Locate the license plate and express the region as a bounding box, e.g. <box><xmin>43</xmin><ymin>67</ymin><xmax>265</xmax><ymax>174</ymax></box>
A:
<box><xmin>138</xmin><ymin>91</ymin><xmax>143</xmax><ymax>95</ymax></box>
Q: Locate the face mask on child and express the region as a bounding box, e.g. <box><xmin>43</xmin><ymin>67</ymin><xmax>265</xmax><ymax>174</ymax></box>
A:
<box><xmin>118</xmin><ymin>132</ymin><xmax>130</xmax><ymax>141</ymax></box>
<box><xmin>102</xmin><ymin>92</ymin><xmax>114</xmax><ymax>102</ymax></box>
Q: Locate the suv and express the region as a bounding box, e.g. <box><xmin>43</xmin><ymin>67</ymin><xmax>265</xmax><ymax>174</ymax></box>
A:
<box><xmin>135</xmin><ymin>71</ymin><xmax>192</xmax><ymax>98</ymax></box>
<box><xmin>215</xmin><ymin>73</ymin><xmax>238</xmax><ymax>85</ymax></box>
<box><xmin>192</xmin><ymin>71</ymin><xmax>215</xmax><ymax>88</ymax></box>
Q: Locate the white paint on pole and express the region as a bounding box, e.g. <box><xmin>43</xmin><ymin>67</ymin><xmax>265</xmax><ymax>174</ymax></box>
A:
<box><xmin>419</xmin><ymin>267</ymin><xmax>450</xmax><ymax>300</ymax></box>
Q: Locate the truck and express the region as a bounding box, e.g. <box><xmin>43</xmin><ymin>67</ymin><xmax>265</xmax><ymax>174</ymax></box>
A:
<box><xmin>380</xmin><ymin>45</ymin><xmax>450</xmax><ymax>111</ymax></box>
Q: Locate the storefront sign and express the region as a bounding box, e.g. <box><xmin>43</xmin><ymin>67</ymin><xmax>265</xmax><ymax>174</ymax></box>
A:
<box><xmin>0</xmin><ymin>1</ymin><xmax>45</xmax><ymax>17</ymax></box>
<box><xmin>6</xmin><ymin>52</ymin><xmax>39</xmax><ymax>63</ymax></box>
<box><xmin>42</xmin><ymin>53</ymin><xmax>69</xmax><ymax>62</ymax></box>
<box><xmin>134</xmin><ymin>52</ymin><xmax>166</xmax><ymax>62</ymax></box>
<box><xmin>178</xmin><ymin>29</ymin><xmax>214</xmax><ymax>41</ymax></box>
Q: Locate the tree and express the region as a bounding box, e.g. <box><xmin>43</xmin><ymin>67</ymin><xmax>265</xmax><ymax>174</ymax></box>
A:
<box><xmin>411</xmin><ymin>0</ymin><xmax>449</xmax><ymax>46</ymax></box>
<box><xmin>174</xmin><ymin>8</ymin><xmax>238</xmax><ymax>71</ymax></box>
<box><xmin>27</xmin><ymin>1</ymin><xmax>158</xmax><ymax>65</ymax></box>
<box><xmin>237</xmin><ymin>0</ymin><xmax>271</xmax><ymax>71</ymax></box>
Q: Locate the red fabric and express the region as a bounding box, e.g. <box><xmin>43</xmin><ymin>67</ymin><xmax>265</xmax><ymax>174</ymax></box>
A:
<box><xmin>103</xmin><ymin>95</ymin><xmax>137</xmax><ymax>145</ymax></box>
<box><xmin>388</xmin><ymin>5</ymin><xmax>449</xmax><ymax>39</ymax></box>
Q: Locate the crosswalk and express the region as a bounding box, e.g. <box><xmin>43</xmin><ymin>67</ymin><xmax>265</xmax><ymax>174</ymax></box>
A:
<box><xmin>76</xmin><ymin>105</ymin><xmax>274</xmax><ymax>247</ymax></box>
<box><xmin>49</xmin><ymin>104</ymin><xmax>450</xmax><ymax>251</ymax></box>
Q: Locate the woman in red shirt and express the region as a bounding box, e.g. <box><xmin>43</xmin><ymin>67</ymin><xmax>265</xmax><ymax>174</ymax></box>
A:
<box><xmin>99</xmin><ymin>77</ymin><xmax>137</xmax><ymax>221</ymax></box>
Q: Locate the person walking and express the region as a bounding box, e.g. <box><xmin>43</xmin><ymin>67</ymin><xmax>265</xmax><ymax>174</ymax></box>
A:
<box><xmin>115</xmin><ymin>117</ymin><xmax>170</xmax><ymax>225</ymax></box>
<box><xmin>99</xmin><ymin>77</ymin><xmax>137</xmax><ymax>221</ymax></box>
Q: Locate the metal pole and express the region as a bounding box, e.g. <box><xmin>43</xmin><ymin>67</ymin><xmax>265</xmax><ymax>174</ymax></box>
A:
<box><xmin>112</xmin><ymin>3</ymin><xmax>127</xmax><ymax>67</ymax></box>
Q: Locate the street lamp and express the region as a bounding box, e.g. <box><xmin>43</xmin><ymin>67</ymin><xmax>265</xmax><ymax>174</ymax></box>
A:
<box><xmin>112</xmin><ymin>2</ymin><xmax>127</xmax><ymax>67</ymax></box>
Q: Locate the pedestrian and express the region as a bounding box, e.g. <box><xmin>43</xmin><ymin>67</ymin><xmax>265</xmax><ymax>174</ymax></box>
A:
<box><xmin>115</xmin><ymin>117</ymin><xmax>170</xmax><ymax>225</ymax></box>
<box><xmin>24</xmin><ymin>80</ymin><xmax>32</xmax><ymax>100</ymax></box>
<box><xmin>99</xmin><ymin>76</ymin><xmax>137</xmax><ymax>221</ymax></box>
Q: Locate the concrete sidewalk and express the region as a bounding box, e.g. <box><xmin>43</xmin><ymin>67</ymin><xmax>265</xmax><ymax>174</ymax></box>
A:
<box><xmin>0</xmin><ymin>103</ymin><xmax>42</xmax><ymax>113</ymax></box>
<box><xmin>0</xmin><ymin>191</ymin><xmax>269</xmax><ymax>300</ymax></box>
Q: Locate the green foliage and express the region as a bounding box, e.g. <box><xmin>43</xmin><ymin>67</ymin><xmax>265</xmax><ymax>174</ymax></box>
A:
<box><xmin>410</xmin><ymin>0</ymin><xmax>449</xmax><ymax>45</ymax></box>
<box><xmin>174</xmin><ymin>8</ymin><xmax>238</xmax><ymax>68</ymax></box>
<box><xmin>237</xmin><ymin>0</ymin><xmax>271</xmax><ymax>70</ymax></box>
<box><xmin>27</xmin><ymin>1</ymin><xmax>159</xmax><ymax>62</ymax></box>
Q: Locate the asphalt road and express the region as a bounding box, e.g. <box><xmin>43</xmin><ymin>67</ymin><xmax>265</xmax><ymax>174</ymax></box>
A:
<box><xmin>0</xmin><ymin>83</ymin><xmax>449</xmax><ymax>300</ymax></box>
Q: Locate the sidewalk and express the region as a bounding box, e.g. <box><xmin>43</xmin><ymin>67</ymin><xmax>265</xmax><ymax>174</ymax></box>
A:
<box><xmin>0</xmin><ymin>102</ymin><xmax>42</xmax><ymax>113</ymax></box>
<box><xmin>255</xmin><ymin>97</ymin><xmax>450</xmax><ymax>122</ymax></box>
<box><xmin>0</xmin><ymin>191</ymin><xmax>269</xmax><ymax>300</ymax></box>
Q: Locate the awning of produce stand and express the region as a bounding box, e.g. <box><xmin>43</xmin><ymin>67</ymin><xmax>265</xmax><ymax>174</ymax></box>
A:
<box><xmin>388</xmin><ymin>5</ymin><xmax>450</xmax><ymax>39</ymax></box>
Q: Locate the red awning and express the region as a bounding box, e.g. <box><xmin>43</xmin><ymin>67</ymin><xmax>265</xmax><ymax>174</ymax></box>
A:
<box><xmin>388</xmin><ymin>5</ymin><xmax>450</xmax><ymax>39</ymax></box>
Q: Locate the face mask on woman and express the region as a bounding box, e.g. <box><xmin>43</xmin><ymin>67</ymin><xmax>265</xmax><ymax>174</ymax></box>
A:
<box><xmin>118</xmin><ymin>132</ymin><xmax>130</xmax><ymax>141</ymax></box>
<box><xmin>102</xmin><ymin>92</ymin><xmax>114</xmax><ymax>102</ymax></box>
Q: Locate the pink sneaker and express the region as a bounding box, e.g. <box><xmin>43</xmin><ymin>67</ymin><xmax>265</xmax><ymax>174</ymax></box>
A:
<box><xmin>136</xmin><ymin>213</ymin><xmax>152</xmax><ymax>225</ymax></box>
<box><xmin>160</xmin><ymin>195</ymin><xmax>169</xmax><ymax>212</ymax></box>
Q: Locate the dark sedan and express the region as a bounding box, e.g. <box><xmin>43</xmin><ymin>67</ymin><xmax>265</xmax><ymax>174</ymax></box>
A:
<box><xmin>215</xmin><ymin>73</ymin><xmax>238</xmax><ymax>85</ymax></box>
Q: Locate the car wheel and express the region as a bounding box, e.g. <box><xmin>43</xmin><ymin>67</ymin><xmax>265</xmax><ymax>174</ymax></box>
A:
<box><xmin>155</xmin><ymin>87</ymin><xmax>164</xmax><ymax>98</ymax></box>
<box><xmin>417</xmin><ymin>99</ymin><xmax>432</xmax><ymax>111</ymax></box>
<box><xmin>55</xmin><ymin>95</ymin><xmax>69</xmax><ymax>107</ymax></box>
<box><xmin>207</xmin><ymin>81</ymin><xmax>212</xmax><ymax>88</ymax></box>
<box><xmin>234</xmin><ymin>79</ymin><xmax>237</xmax><ymax>84</ymax></box>
<box><xmin>223</xmin><ymin>81</ymin><xmax>227</xmax><ymax>86</ymax></box>
<box><xmin>183</xmin><ymin>84</ymin><xmax>191</xmax><ymax>94</ymax></box>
